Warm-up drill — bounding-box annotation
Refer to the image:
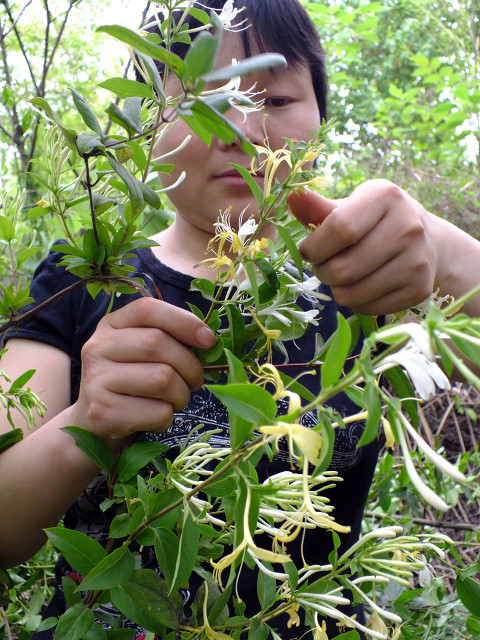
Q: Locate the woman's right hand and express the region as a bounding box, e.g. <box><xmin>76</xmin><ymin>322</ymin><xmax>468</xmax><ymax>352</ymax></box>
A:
<box><xmin>70</xmin><ymin>297</ymin><xmax>216</xmax><ymax>451</ymax></box>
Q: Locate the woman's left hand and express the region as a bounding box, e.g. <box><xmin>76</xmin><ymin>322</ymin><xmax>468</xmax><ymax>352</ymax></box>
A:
<box><xmin>288</xmin><ymin>180</ymin><xmax>439</xmax><ymax>316</ymax></box>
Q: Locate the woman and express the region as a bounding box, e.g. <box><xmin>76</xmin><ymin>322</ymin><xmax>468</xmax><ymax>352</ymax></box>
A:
<box><xmin>1</xmin><ymin>1</ymin><xmax>480</xmax><ymax>637</ymax></box>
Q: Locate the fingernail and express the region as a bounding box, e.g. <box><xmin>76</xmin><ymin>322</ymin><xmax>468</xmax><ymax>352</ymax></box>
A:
<box><xmin>196</xmin><ymin>325</ymin><xmax>216</xmax><ymax>348</ymax></box>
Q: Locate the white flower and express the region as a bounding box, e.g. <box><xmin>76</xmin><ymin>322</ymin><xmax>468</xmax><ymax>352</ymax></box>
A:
<box><xmin>281</xmin><ymin>271</ymin><xmax>332</xmax><ymax>303</ymax></box>
<box><xmin>257</xmin><ymin>305</ymin><xmax>319</xmax><ymax>328</ymax></box>
<box><xmin>216</xmin><ymin>0</ymin><xmax>248</xmax><ymax>31</ymax></box>
<box><xmin>375</xmin><ymin>343</ymin><xmax>450</xmax><ymax>400</ymax></box>
<box><xmin>378</xmin><ymin>322</ymin><xmax>435</xmax><ymax>360</ymax></box>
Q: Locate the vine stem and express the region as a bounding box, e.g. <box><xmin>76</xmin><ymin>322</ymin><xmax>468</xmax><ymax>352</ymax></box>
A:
<box><xmin>84</xmin><ymin>157</ymin><xmax>99</xmax><ymax>246</ymax></box>
<box><xmin>0</xmin><ymin>274</ymin><xmax>152</xmax><ymax>337</ymax></box>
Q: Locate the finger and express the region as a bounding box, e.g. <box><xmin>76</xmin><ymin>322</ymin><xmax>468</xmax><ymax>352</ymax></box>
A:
<box><xmin>288</xmin><ymin>189</ymin><xmax>337</xmax><ymax>227</ymax></box>
<box><xmin>82</xmin><ymin>390</ymin><xmax>176</xmax><ymax>439</ymax></box>
<box><xmin>103</xmin><ymin>298</ymin><xmax>216</xmax><ymax>349</ymax></box>
<box><xmin>297</xmin><ymin>182</ymin><xmax>398</xmax><ymax>265</ymax></box>
<box><xmin>320</xmin><ymin>250</ymin><xmax>434</xmax><ymax>315</ymax></box>
<box><xmin>86</xmin><ymin>327</ymin><xmax>206</xmax><ymax>390</ymax></box>
<box><xmin>310</xmin><ymin>215</ymin><xmax>403</xmax><ymax>287</ymax></box>
<box><xmin>101</xmin><ymin>362</ymin><xmax>192</xmax><ymax>411</ymax></box>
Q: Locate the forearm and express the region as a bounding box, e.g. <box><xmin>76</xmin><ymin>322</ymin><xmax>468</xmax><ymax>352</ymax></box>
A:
<box><xmin>431</xmin><ymin>215</ymin><xmax>480</xmax><ymax>316</ymax></box>
<box><xmin>0</xmin><ymin>405</ymin><xmax>100</xmax><ymax>568</ymax></box>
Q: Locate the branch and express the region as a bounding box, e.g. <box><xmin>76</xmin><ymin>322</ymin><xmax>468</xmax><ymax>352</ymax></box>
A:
<box><xmin>41</xmin><ymin>0</ymin><xmax>81</xmax><ymax>94</ymax></box>
<box><xmin>2</xmin><ymin>0</ymin><xmax>40</xmax><ymax>94</ymax></box>
<box><xmin>0</xmin><ymin>274</ymin><xmax>152</xmax><ymax>337</ymax></box>
<box><xmin>365</xmin><ymin>510</ymin><xmax>480</xmax><ymax>532</ymax></box>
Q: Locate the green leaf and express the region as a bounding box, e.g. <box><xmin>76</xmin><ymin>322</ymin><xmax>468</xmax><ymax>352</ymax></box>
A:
<box><xmin>135</xmin><ymin>52</ymin><xmax>165</xmax><ymax>99</ymax></box>
<box><xmin>55</xmin><ymin>602</ymin><xmax>94</xmax><ymax>640</ymax></box>
<box><xmin>8</xmin><ymin>368</ymin><xmax>35</xmax><ymax>392</ymax></box>
<box><xmin>257</xmin><ymin>564</ymin><xmax>276</xmax><ymax>609</ymax></box>
<box><xmin>61</xmin><ymin>426</ymin><xmax>115</xmax><ymax>475</ymax></box>
<box><xmin>169</xmin><ymin>509</ymin><xmax>200</xmax><ymax>594</ymax></box>
<box><xmin>98</xmin><ymin>25</ymin><xmax>186</xmax><ymax>77</ymax></box>
<box><xmin>321</xmin><ymin>313</ymin><xmax>352</xmax><ymax>389</ymax></box>
<box><xmin>154</xmin><ymin>528</ymin><xmax>179</xmax><ymax>590</ymax></box>
<box><xmin>98</xmin><ymin>78</ymin><xmax>154</xmax><ymax>100</ymax></box>
<box><xmin>105</xmin><ymin>102</ymin><xmax>142</xmax><ymax>136</ymax></box>
<box><xmin>247</xmin><ymin>618</ymin><xmax>270</xmax><ymax>640</ymax></box>
<box><xmin>207</xmin><ymin>382</ymin><xmax>277</xmax><ymax>426</ymax></box>
<box><xmin>111</xmin><ymin>568</ymin><xmax>180</xmax><ymax>631</ymax></box>
<box><xmin>201</xmin><ymin>53</ymin><xmax>287</xmax><ymax>84</ymax></box>
<box><xmin>230</xmin><ymin>163</ymin><xmax>263</xmax><ymax>207</ymax></box>
<box><xmin>45</xmin><ymin>527</ymin><xmax>107</xmax><ymax>576</ymax></box>
<box><xmin>313</xmin><ymin>417</ymin><xmax>335</xmax><ymax>476</ymax></box>
<box><xmin>117</xmin><ymin>440</ymin><xmax>168</xmax><ymax>482</ymax></box>
<box><xmin>224</xmin><ymin>303</ymin><xmax>246</xmax><ymax>358</ymax></box>
<box><xmin>357</xmin><ymin>381</ymin><xmax>381</xmax><ymax>447</ymax></box>
<box><xmin>190</xmin><ymin>99</ymin><xmax>236</xmax><ymax>145</ymax></box>
<box><xmin>184</xmin><ymin>31</ymin><xmax>219</xmax><ymax>84</ymax></box>
<box><xmin>456</xmin><ymin>574</ymin><xmax>480</xmax><ymax>617</ymax></box>
<box><xmin>0</xmin><ymin>215</ymin><xmax>15</xmax><ymax>242</ymax></box>
<box><xmin>107</xmin><ymin>154</ymin><xmax>144</xmax><ymax>215</ymax></box>
<box><xmin>0</xmin><ymin>429</ymin><xmax>23</xmax><ymax>452</ymax></box>
<box><xmin>274</xmin><ymin>224</ymin><xmax>304</xmax><ymax>278</ymax></box>
<box><xmin>384</xmin><ymin>366</ymin><xmax>418</xmax><ymax>428</ymax></box>
<box><xmin>71</xmin><ymin>89</ymin><xmax>103</xmax><ymax>135</ymax></box>
<box><xmin>78</xmin><ymin>545</ymin><xmax>135</xmax><ymax>592</ymax></box>
<box><xmin>77</xmin><ymin>132</ymin><xmax>104</xmax><ymax>157</ymax></box>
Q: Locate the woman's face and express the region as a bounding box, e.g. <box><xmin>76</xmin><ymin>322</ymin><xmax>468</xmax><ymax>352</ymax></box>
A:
<box><xmin>154</xmin><ymin>31</ymin><xmax>321</xmax><ymax>234</ymax></box>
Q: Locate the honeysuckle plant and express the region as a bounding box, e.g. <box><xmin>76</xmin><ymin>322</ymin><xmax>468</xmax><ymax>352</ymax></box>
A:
<box><xmin>1</xmin><ymin>2</ymin><xmax>480</xmax><ymax>639</ymax></box>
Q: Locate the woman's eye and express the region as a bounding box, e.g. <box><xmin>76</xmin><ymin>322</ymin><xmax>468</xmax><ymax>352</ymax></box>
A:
<box><xmin>265</xmin><ymin>97</ymin><xmax>292</xmax><ymax>108</ymax></box>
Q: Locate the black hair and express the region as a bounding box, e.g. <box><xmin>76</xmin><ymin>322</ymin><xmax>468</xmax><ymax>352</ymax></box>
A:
<box><xmin>142</xmin><ymin>0</ymin><xmax>328</xmax><ymax>120</ymax></box>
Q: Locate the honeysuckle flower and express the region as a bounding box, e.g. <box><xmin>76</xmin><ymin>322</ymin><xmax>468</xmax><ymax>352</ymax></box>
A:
<box><xmin>285</xmin><ymin>600</ymin><xmax>301</xmax><ymax>628</ymax></box>
<box><xmin>211</xmin><ymin>481</ymin><xmax>290</xmax><ymax>587</ymax></box>
<box><xmin>256</xmin><ymin>463</ymin><xmax>351</xmax><ymax>544</ymax></box>
<box><xmin>281</xmin><ymin>271</ymin><xmax>332</xmax><ymax>303</ymax></box>
<box><xmin>257</xmin><ymin>304</ymin><xmax>320</xmax><ymax>328</ymax></box>
<box><xmin>255</xmin><ymin>363</ymin><xmax>302</xmax><ymax>414</ymax></box>
<box><xmin>196</xmin><ymin>0</ymin><xmax>248</xmax><ymax>31</ymax></box>
<box><xmin>399</xmin><ymin>411</ymin><xmax>466</xmax><ymax>483</ymax></box>
<box><xmin>209</xmin><ymin>209</ymin><xmax>257</xmax><ymax>256</ymax></box>
<box><xmin>395</xmin><ymin>414</ymin><xmax>451</xmax><ymax>512</ymax></box>
<box><xmin>297</xmin><ymin>598</ymin><xmax>387</xmax><ymax>640</ymax></box>
<box><xmin>198</xmin><ymin>253</ymin><xmax>237</xmax><ymax>281</ymax></box>
<box><xmin>252</xmin><ymin>144</ymin><xmax>292</xmax><ymax>197</ymax></box>
<box><xmin>314</xmin><ymin>616</ymin><xmax>329</xmax><ymax>640</ymax></box>
<box><xmin>369</xmin><ymin>611</ymin><xmax>389</xmax><ymax>637</ymax></box>
<box><xmin>347</xmin><ymin>579</ymin><xmax>402</xmax><ymax>625</ymax></box>
<box><xmin>260</xmin><ymin>421</ymin><xmax>322</xmax><ymax>466</ymax></box>
<box><xmin>381</xmin><ymin>416</ymin><xmax>395</xmax><ymax>449</ymax></box>
<box><xmin>374</xmin><ymin>342</ymin><xmax>450</xmax><ymax>401</ymax></box>
<box><xmin>377</xmin><ymin>322</ymin><xmax>435</xmax><ymax>360</ymax></box>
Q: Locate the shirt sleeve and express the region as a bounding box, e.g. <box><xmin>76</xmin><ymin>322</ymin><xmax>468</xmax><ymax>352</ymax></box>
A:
<box><xmin>2</xmin><ymin>245</ymin><xmax>80</xmax><ymax>355</ymax></box>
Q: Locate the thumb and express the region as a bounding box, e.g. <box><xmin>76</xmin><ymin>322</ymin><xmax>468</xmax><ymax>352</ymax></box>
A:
<box><xmin>288</xmin><ymin>189</ymin><xmax>338</xmax><ymax>227</ymax></box>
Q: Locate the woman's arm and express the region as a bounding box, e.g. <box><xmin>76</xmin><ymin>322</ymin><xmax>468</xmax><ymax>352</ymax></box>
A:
<box><xmin>0</xmin><ymin>298</ymin><xmax>216</xmax><ymax>568</ymax></box>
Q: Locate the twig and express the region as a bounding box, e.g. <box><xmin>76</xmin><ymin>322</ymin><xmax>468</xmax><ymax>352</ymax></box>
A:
<box><xmin>364</xmin><ymin>510</ymin><xmax>479</xmax><ymax>532</ymax></box>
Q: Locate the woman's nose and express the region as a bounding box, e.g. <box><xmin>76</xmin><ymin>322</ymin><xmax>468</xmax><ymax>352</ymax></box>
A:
<box><xmin>216</xmin><ymin>105</ymin><xmax>265</xmax><ymax>150</ymax></box>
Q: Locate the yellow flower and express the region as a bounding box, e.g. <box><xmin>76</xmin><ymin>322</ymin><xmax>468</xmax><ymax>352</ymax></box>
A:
<box><xmin>370</xmin><ymin>611</ymin><xmax>389</xmax><ymax>636</ymax></box>
<box><xmin>245</xmin><ymin>237</ymin><xmax>269</xmax><ymax>258</ymax></box>
<box><xmin>314</xmin><ymin>617</ymin><xmax>329</xmax><ymax>640</ymax></box>
<box><xmin>251</xmin><ymin>144</ymin><xmax>292</xmax><ymax>198</ymax></box>
<box><xmin>381</xmin><ymin>416</ymin><xmax>395</xmax><ymax>449</ymax></box>
<box><xmin>286</xmin><ymin>601</ymin><xmax>301</xmax><ymax>628</ymax></box>
<box><xmin>211</xmin><ymin>481</ymin><xmax>290</xmax><ymax>587</ymax></box>
<box><xmin>198</xmin><ymin>253</ymin><xmax>237</xmax><ymax>282</ymax></box>
<box><xmin>260</xmin><ymin>421</ymin><xmax>322</xmax><ymax>467</ymax></box>
<box><xmin>255</xmin><ymin>363</ymin><xmax>302</xmax><ymax>415</ymax></box>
